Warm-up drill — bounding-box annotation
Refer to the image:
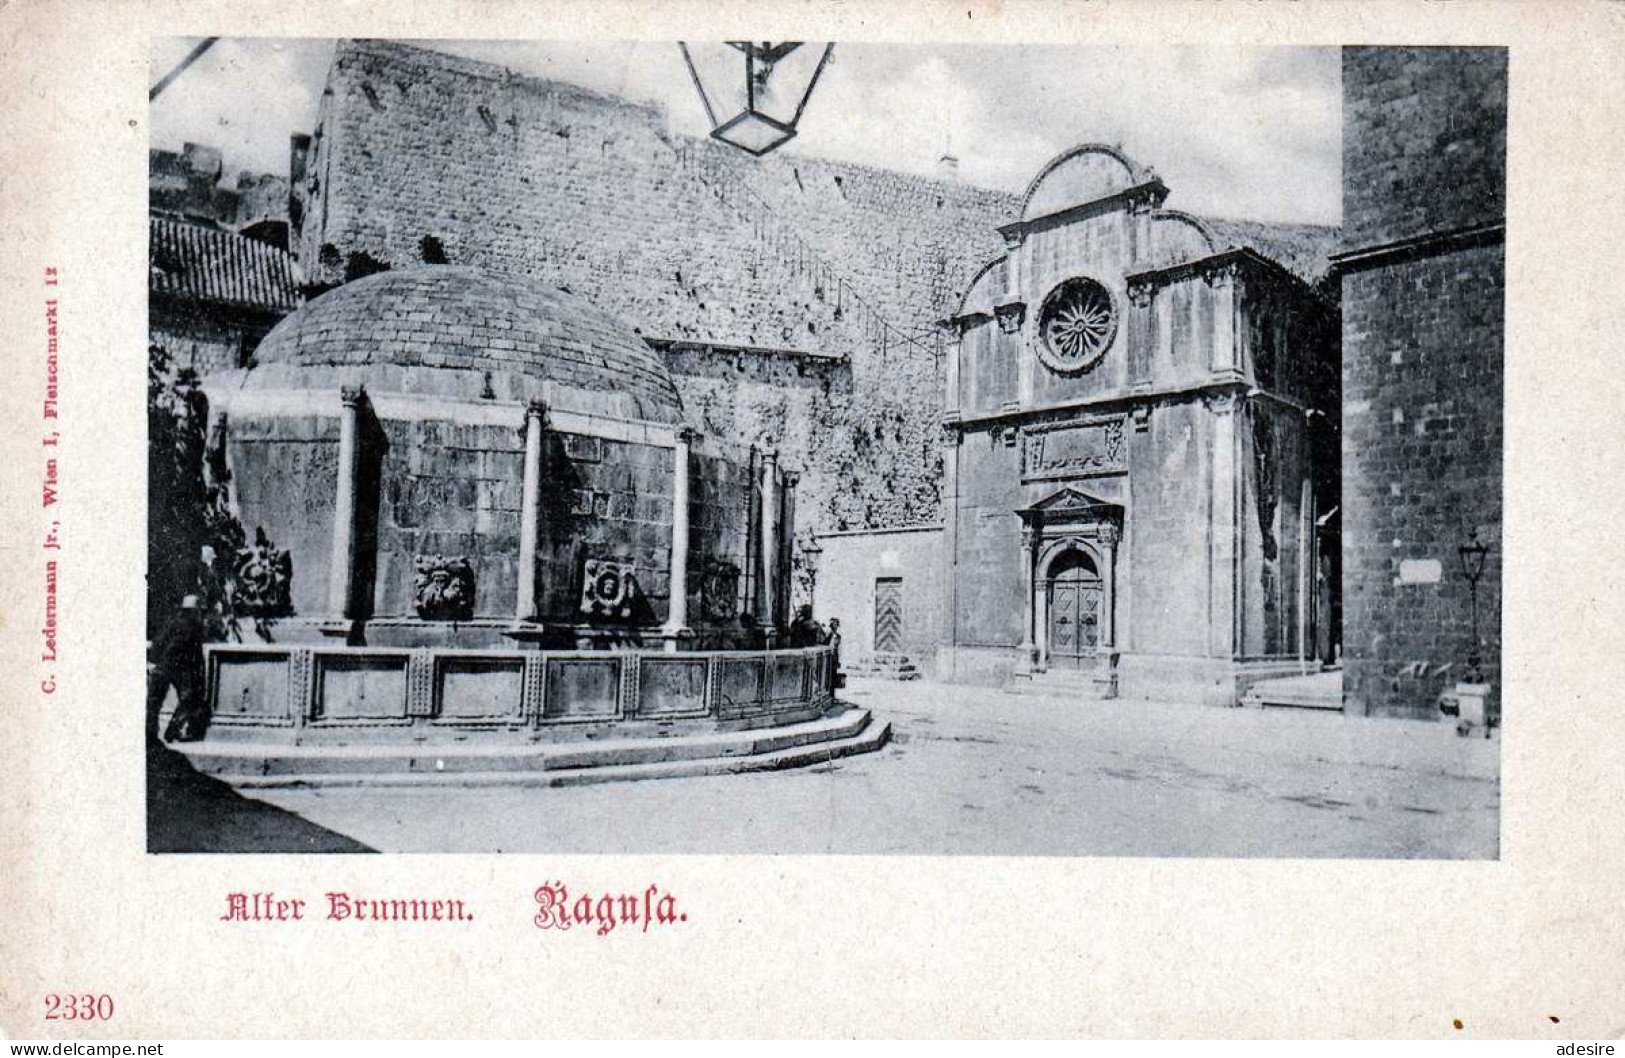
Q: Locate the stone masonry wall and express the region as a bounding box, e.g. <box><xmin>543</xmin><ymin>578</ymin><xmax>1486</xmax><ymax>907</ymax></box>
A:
<box><xmin>293</xmin><ymin>39</ymin><xmax>1015</xmax><ymax>534</ymax></box>
<box><xmin>226</xmin><ymin>413</ymin><xmax>752</xmax><ymax>631</ymax></box>
<box><xmin>1340</xmin><ymin>47</ymin><xmax>1505</xmax><ymax>719</ymax></box>
<box><xmin>1342</xmin><ymin>47</ymin><xmax>1507</xmax><ymax>250</ymax></box>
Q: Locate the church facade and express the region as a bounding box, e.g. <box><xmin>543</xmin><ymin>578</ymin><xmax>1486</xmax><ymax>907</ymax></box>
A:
<box><xmin>934</xmin><ymin>146</ymin><xmax>1341</xmax><ymax>704</ymax></box>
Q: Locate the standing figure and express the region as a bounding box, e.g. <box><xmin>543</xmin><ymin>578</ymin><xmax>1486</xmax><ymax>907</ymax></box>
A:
<box><xmin>788</xmin><ymin>603</ymin><xmax>825</xmax><ymax>648</ymax></box>
<box><xmin>151</xmin><ymin>595</ymin><xmax>209</xmax><ymax>743</ymax></box>
<box><xmin>824</xmin><ymin>617</ymin><xmax>845</xmax><ymax>689</ymax></box>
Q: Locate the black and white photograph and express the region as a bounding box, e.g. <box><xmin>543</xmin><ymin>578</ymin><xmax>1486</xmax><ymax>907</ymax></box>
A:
<box><xmin>25</xmin><ymin>0</ymin><xmax>1625</xmax><ymax>1042</ymax></box>
<box><xmin>142</xmin><ymin>36</ymin><xmax>1506</xmax><ymax>858</ymax></box>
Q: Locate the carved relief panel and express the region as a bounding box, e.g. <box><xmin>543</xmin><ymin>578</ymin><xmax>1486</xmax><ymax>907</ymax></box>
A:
<box><xmin>1020</xmin><ymin>417</ymin><xmax>1127</xmax><ymax>482</ymax></box>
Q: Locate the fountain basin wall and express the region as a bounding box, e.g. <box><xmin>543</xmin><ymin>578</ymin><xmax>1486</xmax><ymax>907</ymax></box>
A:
<box><xmin>202</xmin><ymin>642</ymin><xmax>839</xmax><ymax>745</ymax></box>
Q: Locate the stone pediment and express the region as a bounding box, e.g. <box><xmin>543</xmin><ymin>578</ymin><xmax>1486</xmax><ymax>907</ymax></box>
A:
<box><xmin>1019</xmin><ymin>487</ymin><xmax>1123</xmax><ymax>523</ymax></box>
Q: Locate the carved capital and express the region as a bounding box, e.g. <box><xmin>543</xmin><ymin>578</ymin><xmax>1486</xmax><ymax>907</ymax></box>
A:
<box><xmin>994</xmin><ymin>299</ymin><xmax>1027</xmax><ymax>335</ymax></box>
<box><xmin>1201</xmin><ymin>259</ymin><xmax>1241</xmax><ymax>288</ymax></box>
<box><xmin>999</xmin><ymin>225</ymin><xmax>1025</xmax><ymax>252</ymax></box>
<box><xmin>525</xmin><ymin>395</ymin><xmax>548</xmax><ymax>419</ymax></box>
<box><xmin>1126</xmin><ymin>281</ymin><xmax>1155</xmax><ymax>309</ymax></box>
<box><xmin>674</xmin><ymin>425</ymin><xmax>698</xmax><ymax>446</ymax></box>
<box><xmin>1206</xmin><ymin>389</ymin><xmax>1243</xmax><ymax>414</ymax></box>
<box><xmin>781</xmin><ymin>470</ymin><xmax>801</xmax><ymax>489</ymax></box>
<box><xmin>339</xmin><ymin>384</ymin><xmax>366</xmax><ymax>408</ymax></box>
<box><xmin>1098</xmin><ymin>523</ymin><xmax>1121</xmax><ymax>547</ymax></box>
<box><xmin>1131</xmin><ymin>405</ymin><xmax>1153</xmax><ymax>432</ymax></box>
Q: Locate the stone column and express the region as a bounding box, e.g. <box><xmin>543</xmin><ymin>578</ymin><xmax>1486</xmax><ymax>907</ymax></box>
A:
<box><xmin>515</xmin><ymin>397</ymin><xmax>546</xmax><ymax>624</ymax></box>
<box><xmin>661</xmin><ymin>427</ymin><xmax>695</xmax><ymax>648</ymax></box>
<box><xmin>779</xmin><ymin>470</ymin><xmax>799</xmax><ymax>621</ymax></box>
<box><xmin>1100</xmin><ymin>524</ymin><xmax>1120</xmax><ymax>649</ymax></box>
<box><xmin>1034</xmin><ymin>553</ymin><xmax>1050</xmax><ymax>670</ymax></box>
<box><xmin>1298</xmin><ymin>474</ymin><xmax>1313</xmax><ymax>671</ymax></box>
<box><xmin>1207</xmin><ymin>262</ymin><xmax>1240</xmax><ymax>376</ymax></box>
<box><xmin>1209</xmin><ymin>391</ymin><xmax>1240</xmax><ymax>658</ymax></box>
<box><xmin>758</xmin><ymin>445</ymin><xmax>779</xmax><ymax>633</ymax></box>
<box><xmin>942</xmin><ymin>421</ymin><xmax>961</xmax><ymax>672</ymax></box>
<box><xmin>326</xmin><ymin>385</ymin><xmax>364</xmax><ymax>623</ymax></box>
<box><xmin>1017</xmin><ymin>522</ymin><xmax>1038</xmax><ymax>673</ymax></box>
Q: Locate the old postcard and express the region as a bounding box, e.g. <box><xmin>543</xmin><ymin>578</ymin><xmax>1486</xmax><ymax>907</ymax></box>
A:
<box><xmin>2</xmin><ymin>0</ymin><xmax>1623</xmax><ymax>1040</ymax></box>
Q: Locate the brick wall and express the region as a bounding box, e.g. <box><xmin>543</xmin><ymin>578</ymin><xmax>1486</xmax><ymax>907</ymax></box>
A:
<box><xmin>1340</xmin><ymin>47</ymin><xmax>1505</xmax><ymax>718</ymax></box>
<box><xmin>292</xmin><ymin>39</ymin><xmax>1015</xmax><ymax>533</ymax></box>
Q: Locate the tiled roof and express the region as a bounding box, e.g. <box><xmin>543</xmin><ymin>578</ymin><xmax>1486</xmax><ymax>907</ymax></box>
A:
<box><xmin>149</xmin><ymin>216</ymin><xmax>302</xmax><ymax>313</ymax></box>
<box><xmin>1194</xmin><ymin>215</ymin><xmax>1342</xmax><ymax>287</ymax></box>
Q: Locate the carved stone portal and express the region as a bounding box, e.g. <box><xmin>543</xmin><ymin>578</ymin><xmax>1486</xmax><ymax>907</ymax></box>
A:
<box><xmin>413</xmin><ymin>555</ymin><xmax>476</xmax><ymax>621</ymax></box>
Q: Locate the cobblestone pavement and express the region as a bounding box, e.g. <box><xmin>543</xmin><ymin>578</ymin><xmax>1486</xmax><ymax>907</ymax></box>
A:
<box><xmin>240</xmin><ymin>677</ymin><xmax>1499</xmax><ymax>857</ymax></box>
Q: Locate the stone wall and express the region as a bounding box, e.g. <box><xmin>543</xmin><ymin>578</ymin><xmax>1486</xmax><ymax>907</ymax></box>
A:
<box><xmin>1339</xmin><ymin>246</ymin><xmax>1504</xmax><ymax>717</ymax></box>
<box><xmin>292</xmin><ymin>39</ymin><xmax>1015</xmax><ymax>533</ymax></box>
<box><xmin>1342</xmin><ymin>48</ymin><xmax>1507</xmax><ymax>250</ymax></box>
<box><xmin>813</xmin><ymin>526</ymin><xmax>947</xmax><ymax>675</ymax></box>
<box><xmin>150</xmin><ymin>142</ymin><xmax>288</xmax><ymax>231</ymax></box>
<box><xmin>150</xmin><ymin>300</ymin><xmax>266</xmax><ymax>376</ymax></box>
<box><xmin>222</xmin><ymin>410</ymin><xmax>754</xmax><ymax>634</ymax></box>
<box><xmin>1339</xmin><ymin>47</ymin><xmax>1506</xmax><ymax>719</ymax></box>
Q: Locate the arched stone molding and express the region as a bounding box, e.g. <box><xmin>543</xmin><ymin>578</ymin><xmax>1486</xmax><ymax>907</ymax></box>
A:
<box><xmin>1019</xmin><ymin>143</ymin><xmax>1154</xmax><ymax>221</ymax></box>
<box><xmin>1036</xmin><ymin>536</ymin><xmax>1104</xmax><ymax>583</ymax></box>
<box><xmin>1146</xmin><ymin>209</ymin><xmax>1219</xmax><ymax>270</ymax></box>
<box><xmin>953</xmin><ymin>256</ymin><xmax>1009</xmax><ymax>321</ymax></box>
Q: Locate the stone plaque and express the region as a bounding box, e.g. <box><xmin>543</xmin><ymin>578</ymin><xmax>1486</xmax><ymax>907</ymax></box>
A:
<box><xmin>543</xmin><ymin>658</ymin><xmax>621</xmax><ymax>720</ymax></box>
<box><xmin>717</xmin><ymin>657</ymin><xmax>765</xmax><ymax>714</ymax></box>
<box><xmin>1021</xmin><ymin>418</ymin><xmax>1126</xmax><ymax>481</ymax></box>
<box><xmin>211</xmin><ymin>654</ymin><xmax>291</xmax><ymax>721</ymax></box>
<box><xmin>638</xmin><ymin>657</ymin><xmax>710</xmax><ymax>717</ymax></box>
<box><xmin>436</xmin><ymin>657</ymin><xmax>525</xmax><ymax>721</ymax></box>
<box><xmin>768</xmin><ymin>654</ymin><xmax>805</xmax><ymax>701</ymax></box>
<box><xmin>317</xmin><ymin>656</ymin><xmax>410</xmax><ymax>721</ymax></box>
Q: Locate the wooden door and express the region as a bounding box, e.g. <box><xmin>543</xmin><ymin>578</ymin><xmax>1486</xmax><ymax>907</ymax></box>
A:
<box><xmin>1046</xmin><ymin>551</ymin><xmax>1101</xmax><ymax>670</ymax></box>
<box><xmin>873</xmin><ymin>578</ymin><xmax>904</xmax><ymax>654</ymax></box>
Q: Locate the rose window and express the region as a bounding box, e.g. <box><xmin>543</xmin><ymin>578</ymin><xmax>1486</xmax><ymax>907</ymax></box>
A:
<box><xmin>1039</xmin><ymin>277</ymin><xmax>1118</xmax><ymax>373</ymax></box>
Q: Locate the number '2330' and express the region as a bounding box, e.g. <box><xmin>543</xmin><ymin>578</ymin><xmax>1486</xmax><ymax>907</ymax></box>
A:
<box><xmin>44</xmin><ymin>994</ymin><xmax>114</xmax><ymax>1020</ymax></box>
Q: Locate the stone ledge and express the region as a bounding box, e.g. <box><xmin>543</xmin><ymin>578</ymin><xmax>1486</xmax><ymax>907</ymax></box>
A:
<box><xmin>171</xmin><ymin>706</ymin><xmax>888</xmax><ymax>788</ymax></box>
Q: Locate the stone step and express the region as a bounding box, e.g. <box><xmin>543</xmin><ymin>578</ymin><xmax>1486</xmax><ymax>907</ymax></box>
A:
<box><xmin>1005</xmin><ymin>670</ymin><xmax>1112</xmax><ymax>700</ymax></box>
<box><xmin>843</xmin><ymin>653</ymin><xmax>922</xmax><ymax>680</ymax></box>
<box><xmin>1239</xmin><ymin>670</ymin><xmax>1344</xmax><ymax>711</ymax></box>
<box><xmin>173</xmin><ymin>707</ymin><xmax>888</xmax><ymax>788</ymax></box>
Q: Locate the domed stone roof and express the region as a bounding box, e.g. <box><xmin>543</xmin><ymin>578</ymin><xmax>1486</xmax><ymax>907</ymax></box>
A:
<box><xmin>244</xmin><ymin>266</ymin><xmax>685</xmax><ymax>424</ymax></box>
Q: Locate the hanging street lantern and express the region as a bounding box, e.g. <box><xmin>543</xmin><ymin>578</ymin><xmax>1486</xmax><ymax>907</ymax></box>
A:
<box><xmin>679</xmin><ymin>42</ymin><xmax>835</xmax><ymax>157</ymax></box>
<box><xmin>1458</xmin><ymin>528</ymin><xmax>1491</xmax><ymax>683</ymax></box>
<box><xmin>800</xmin><ymin>537</ymin><xmax>824</xmax><ymax>613</ymax></box>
